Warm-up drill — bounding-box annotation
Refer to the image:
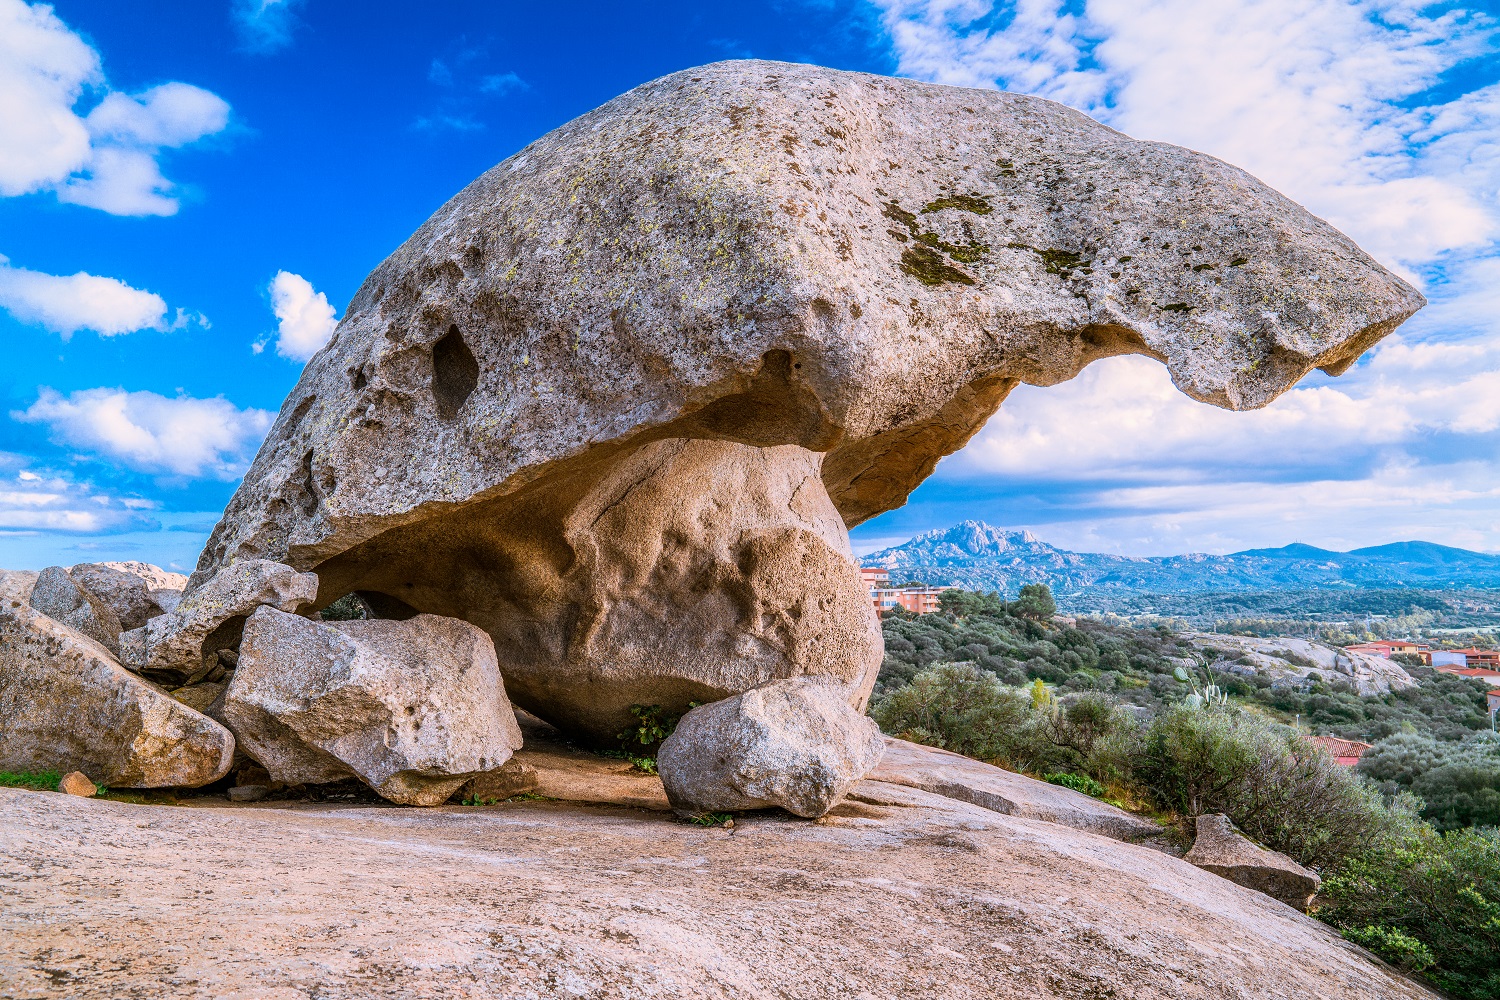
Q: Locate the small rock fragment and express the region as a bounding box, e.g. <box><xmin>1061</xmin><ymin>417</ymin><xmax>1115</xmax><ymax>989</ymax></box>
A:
<box><xmin>456</xmin><ymin>759</ymin><xmax>539</xmax><ymax>802</ymax></box>
<box><xmin>29</xmin><ymin>566</ymin><xmax>123</xmax><ymax>656</ymax></box>
<box><xmin>223</xmin><ymin>608</ymin><xmax>525</xmax><ymax>806</ymax></box>
<box><xmin>118</xmin><ymin>559</ymin><xmax>318</xmax><ymax>684</ymax></box>
<box><xmin>228</xmin><ymin>785</ymin><xmax>269</xmax><ymax>802</ymax></box>
<box><xmin>1185</xmin><ymin>813</ymin><xmax>1321</xmax><ymax>911</ymax></box>
<box><xmin>170</xmin><ymin>681</ymin><xmax>226</xmax><ymax>713</ymax></box>
<box><xmin>0</xmin><ymin>603</ymin><xmax>234</xmax><ymax>788</ymax></box>
<box><xmin>58</xmin><ymin>771</ymin><xmax>96</xmax><ymax>797</ymax></box>
<box><xmin>0</xmin><ymin>569</ymin><xmax>38</xmax><ymax>606</ymax></box>
<box><xmin>658</xmin><ymin>677</ymin><xmax>885</xmax><ymax>818</ymax></box>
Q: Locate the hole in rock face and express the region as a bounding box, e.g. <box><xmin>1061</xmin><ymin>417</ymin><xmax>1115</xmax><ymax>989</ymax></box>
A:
<box><xmin>355</xmin><ymin>591</ymin><xmax>421</xmax><ymax>621</ymax></box>
<box><xmin>432</xmin><ymin>325</ymin><xmax>479</xmax><ymax>419</ymax></box>
<box><xmin>299</xmin><ymin>450</ymin><xmax>319</xmax><ymax>517</ymax></box>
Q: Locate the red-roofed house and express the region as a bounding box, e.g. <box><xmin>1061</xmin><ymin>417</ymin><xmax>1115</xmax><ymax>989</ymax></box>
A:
<box><xmin>1310</xmin><ymin>735</ymin><xmax>1373</xmax><ymax>767</ymax></box>
<box><xmin>1489</xmin><ymin>690</ymin><xmax>1500</xmax><ymax>716</ymax></box>
<box><xmin>1435</xmin><ymin>664</ymin><xmax>1500</xmax><ymax>686</ymax></box>
<box><xmin>1345</xmin><ymin>640</ymin><xmax>1421</xmax><ymax>659</ymax></box>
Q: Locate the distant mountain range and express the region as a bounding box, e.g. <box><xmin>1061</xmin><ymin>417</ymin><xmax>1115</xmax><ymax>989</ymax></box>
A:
<box><xmin>863</xmin><ymin>521</ymin><xmax>1500</xmax><ymax>597</ymax></box>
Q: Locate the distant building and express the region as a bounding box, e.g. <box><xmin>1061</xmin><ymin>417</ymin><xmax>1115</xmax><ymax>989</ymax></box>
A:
<box><xmin>861</xmin><ymin>567</ymin><xmax>954</xmax><ymax>614</ymax></box>
<box><xmin>1310</xmin><ymin>735</ymin><xmax>1373</xmax><ymax>767</ymax></box>
<box><xmin>872</xmin><ymin>587</ymin><xmax>949</xmax><ymax>614</ymax></box>
<box><xmin>1344</xmin><ymin>640</ymin><xmax>1422</xmax><ymax>660</ymax></box>
<box><xmin>1488</xmin><ymin>690</ymin><xmax>1500</xmax><ymax>716</ymax></box>
<box><xmin>1430</xmin><ymin>651</ymin><xmax>1468</xmax><ymax>668</ymax></box>
<box><xmin>1452</xmin><ymin>648</ymin><xmax>1500</xmax><ymax>668</ymax></box>
<box><xmin>1435</xmin><ymin>664</ymin><xmax>1500</xmax><ymax>687</ymax></box>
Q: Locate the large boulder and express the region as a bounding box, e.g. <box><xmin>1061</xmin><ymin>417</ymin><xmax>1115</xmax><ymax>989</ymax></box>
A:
<box><xmin>658</xmin><ymin>677</ymin><xmax>886</xmax><ymax>818</ymax></box>
<box><xmin>222</xmin><ymin>607</ymin><xmax>524</xmax><ymax>806</ymax></box>
<box><xmin>0</xmin><ymin>603</ymin><xmax>234</xmax><ymax>787</ymax></box>
<box><xmin>1184</xmin><ymin>813</ymin><xmax>1321</xmax><ymax>911</ymax></box>
<box><xmin>29</xmin><ymin>566</ymin><xmax>122</xmax><ymax>657</ymax></box>
<box><xmin>119</xmin><ymin>559</ymin><xmax>318</xmax><ymax>685</ymax></box>
<box><xmin>185</xmin><ymin>60</ymin><xmax>1422</xmax><ymax>740</ymax></box>
<box><xmin>69</xmin><ymin>562</ymin><xmax>182</xmax><ymax>631</ymax></box>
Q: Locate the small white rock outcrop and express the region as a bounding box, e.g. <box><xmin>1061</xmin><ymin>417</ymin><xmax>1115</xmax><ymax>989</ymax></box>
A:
<box><xmin>657</xmin><ymin>677</ymin><xmax>885</xmax><ymax>818</ymax></box>
<box><xmin>222</xmin><ymin>607</ymin><xmax>524</xmax><ymax>806</ymax></box>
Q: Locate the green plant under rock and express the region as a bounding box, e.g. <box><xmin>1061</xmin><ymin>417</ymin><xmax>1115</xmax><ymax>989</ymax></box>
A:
<box><xmin>1044</xmin><ymin>772</ymin><xmax>1106</xmax><ymax>798</ymax></box>
<box><xmin>0</xmin><ymin>770</ymin><xmax>61</xmax><ymax>792</ymax></box>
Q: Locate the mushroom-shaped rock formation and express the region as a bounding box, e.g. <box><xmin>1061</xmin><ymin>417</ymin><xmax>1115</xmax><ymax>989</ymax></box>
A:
<box><xmin>189</xmin><ymin>60</ymin><xmax>1423</xmax><ymax>743</ymax></box>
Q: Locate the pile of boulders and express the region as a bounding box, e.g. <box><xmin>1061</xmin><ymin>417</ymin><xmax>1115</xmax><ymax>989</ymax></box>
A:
<box><xmin>1</xmin><ymin>559</ymin><xmax>884</xmax><ymax>815</ymax></box>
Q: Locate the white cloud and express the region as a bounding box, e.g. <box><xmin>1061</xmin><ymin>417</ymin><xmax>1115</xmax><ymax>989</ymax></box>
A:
<box><xmin>0</xmin><ymin>253</ymin><xmax>208</xmax><ymax>338</ymax></box>
<box><xmin>0</xmin><ymin>0</ymin><xmax>230</xmax><ymax>216</ymax></box>
<box><xmin>1011</xmin><ymin>465</ymin><xmax>1500</xmax><ymax>556</ymax></box>
<box><xmin>480</xmin><ymin>72</ymin><xmax>528</xmax><ymax>95</ymax></box>
<box><xmin>232</xmin><ymin>0</ymin><xmax>303</xmax><ymax>54</ymax></box>
<box><xmin>15</xmin><ymin>388</ymin><xmax>274</xmax><ymax>479</ymax></box>
<box><xmin>0</xmin><ymin>0</ymin><xmax>98</xmax><ymax>197</ymax></box>
<box><xmin>950</xmin><ymin>352</ymin><xmax>1500</xmax><ymax>481</ymax></box>
<box><xmin>264</xmin><ymin>270</ymin><xmax>338</xmax><ymax>362</ymax></box>
<box><xmin>0</xmin><ymin>455</ymin><xmax>158</xmax><ymax>534</ymax></box>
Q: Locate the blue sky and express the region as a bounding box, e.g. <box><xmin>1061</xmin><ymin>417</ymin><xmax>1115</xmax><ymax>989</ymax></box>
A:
<box><xmin>1</xmin><ymin>0</ymin><xmax>1497</xmax><ymax>572</ymax></box>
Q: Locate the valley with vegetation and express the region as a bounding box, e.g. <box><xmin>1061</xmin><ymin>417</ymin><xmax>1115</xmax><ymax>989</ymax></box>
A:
<box><xmin>868</xmin><ymin>580</ymin><xmax>1499</xmax><ymax>997</ymax></box>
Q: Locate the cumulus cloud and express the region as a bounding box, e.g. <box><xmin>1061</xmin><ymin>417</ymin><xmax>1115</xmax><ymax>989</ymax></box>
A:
<box><xmin>0</xmin><ymin>455</ymin><xmax>158</xmax><ymax>534</ymax></box>
<box><xmin>232</xmin><ymin>0</ymin><xmax>304</xmax><ymax>54</ymax></box>
<box><xmin>15</xmin><ymin>389</ymin><xmax>274</xmax><ymax>479</ymax></box>
<box><xmin>0</xmin><ymin>0</ymin><xmax>230</xmax><ymax>216</ymax></box>
<box><xmin>0</xmin><ymin>253</ymin><xmax>206</xmax><ymax>338</ymax></box>
<box><xmin>259</xmin><ymin>270</ymin><xmax>339</xmax><ymax>362</ymax></box>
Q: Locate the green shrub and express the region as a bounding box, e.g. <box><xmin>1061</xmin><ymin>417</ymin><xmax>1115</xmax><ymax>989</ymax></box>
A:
<box><xmin>617</xmin><ymin>703</ymin><xmax>687</xmax><ymax>752</ymax></box>
<box><xmin>1360</xmin><ymin>731</ymin><xmax>1500</xmax><ymax>831</ymax></box>
<box><xmin>870</xmin><ymin>662</ymin><xmax>1030</xmax><ymax>763</ymax></box>
<box><xmin>1340</xmin><ymin>926</ymin><xmax>1435</xmax><ymax>972</ymax></box>
<box><xmin>1044</xmin><ymin>772</ymin><xmax>1106</xmax><ymax>797</ymax></box>
<box><xmin>1319</xmin><ymin>826</ymin><xmax>1500</xmax><ymax>998</ymax></box>
<box><xmin>1132</xmin><ymin>707</ymin><xmax>1410</xmax><ymax>868</ymax></box>
<box><xmin>0</xmin><ymin>770</ymin><xmax>61</xmax><ymax>791</ymax></box>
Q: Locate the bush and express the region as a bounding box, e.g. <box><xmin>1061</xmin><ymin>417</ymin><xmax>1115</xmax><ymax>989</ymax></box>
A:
<box><xmin>1319</xmin><ymin>826</ymin><xmax>1500</xmax><ymax>998</ymax></box>
<box><xmin>1339</xmin><ymin>926</ymin><xmax>1435</xmax><ymax>973</ymax></box>
<box><xmin>870</xmin><ymin>662</ymin><xmax>1030</xmax><ymax>763</ymax></box>
<box><xmin>870</xmin><ymin>664</ymin><xmax>1136</xmax><ymax>784</ymax></box>
<box><xmin>1360</xmin><ymin>731</ymin><xmax>1500</xmax><ymax>831</ymax></box>
<box><xmin>1132</xmin><ymin>707</ymin><xmax>1410</xmax><ymax>868</ymax></box>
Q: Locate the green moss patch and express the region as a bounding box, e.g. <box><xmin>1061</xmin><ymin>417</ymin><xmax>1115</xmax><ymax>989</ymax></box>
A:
<box><xmin>885</xmin><ymin>199</ymin><xmax>986</xmax><ymax>285</ymax></box>
<box><xmin>901</xmin><ymin>245</ymin><xmax>975</xmax><ymax>286</ymax></box>
<box><xmin>921</xmin><ymin>193</ymin><xmax>992</xmax><ymax>215</ymax></box>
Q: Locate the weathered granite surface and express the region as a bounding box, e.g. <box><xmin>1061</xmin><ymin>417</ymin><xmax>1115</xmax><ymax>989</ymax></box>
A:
<box><xmin>186</xmin><ymin>60</ymin><xmax>1422</xmax><ymax>739</ymax></box>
